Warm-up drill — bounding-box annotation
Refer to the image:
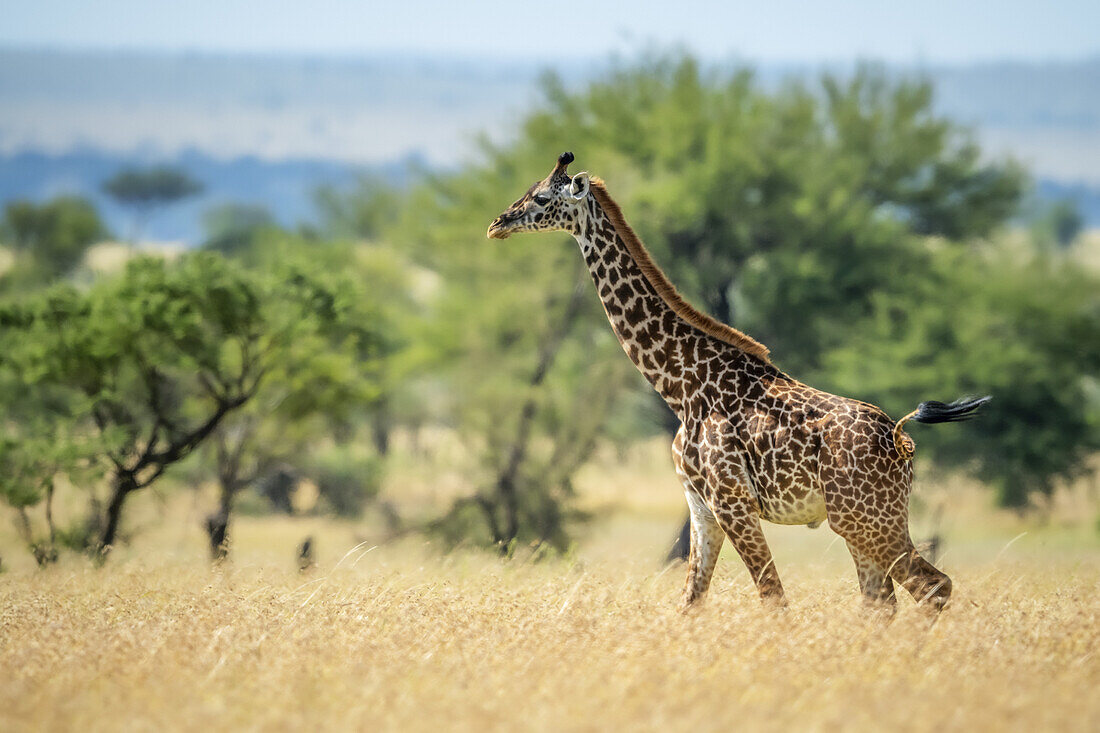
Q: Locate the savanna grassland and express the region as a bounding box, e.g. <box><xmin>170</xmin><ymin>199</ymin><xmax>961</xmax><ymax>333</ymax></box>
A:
<box><xmin>2</xmin><ymin>439</ymin><xmax>1099</xmax><ymax>732</ymax></box>
<box><xmin>4</xmin><ymin>55</ymin><xmax>1100</xmax><ymax>733</ymax></box>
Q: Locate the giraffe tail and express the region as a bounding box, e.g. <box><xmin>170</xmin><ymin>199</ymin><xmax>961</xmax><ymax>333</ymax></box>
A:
<box><xmin>892</xmin><ymin>396</ymin><xmax>992</xmax><ymax>460</ymax></box>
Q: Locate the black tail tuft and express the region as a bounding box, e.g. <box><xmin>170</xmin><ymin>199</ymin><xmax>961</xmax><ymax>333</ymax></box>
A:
<box><xmin>911</xmin><ymin>396</ymin><xmax>991</xmax><ymax>424</ymax></box>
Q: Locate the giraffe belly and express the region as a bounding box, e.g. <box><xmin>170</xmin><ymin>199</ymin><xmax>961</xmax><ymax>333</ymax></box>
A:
<box><xmin>741</xmin><ymin>425</ymin><xmax>828</xmax><ymax>526</ymax></box>
<box><xmin>754</xmin><ymin>481</ymin><xmax>828</xmax><ymax>526</ymax></box>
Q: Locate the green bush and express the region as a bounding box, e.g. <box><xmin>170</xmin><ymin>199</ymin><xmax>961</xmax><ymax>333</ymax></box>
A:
<box><xmin>307</xmin><ymin>446</ymin><xmax>383</xmax><ymax>519</ymax></box>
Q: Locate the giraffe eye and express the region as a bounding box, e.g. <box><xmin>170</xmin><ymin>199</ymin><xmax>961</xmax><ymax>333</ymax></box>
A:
<box><xmin>533</xmin><ymin>193</ymin><xmax>551</xmax><ymax>206</ymax></box>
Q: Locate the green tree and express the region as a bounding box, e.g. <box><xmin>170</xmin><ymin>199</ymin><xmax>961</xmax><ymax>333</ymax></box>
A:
<box><xmin>198</xmin><ymin>241</ymin><xmax>396</xmax><ymax>559</ymax></box>
<box><xmin>102</xmin><ymin>165</ymin><xmax>202</xmax><ymax>243</ymax></box>
<box><xmin>0</xmin><ymin>252</ymin><xmax>372</xmax><ymax>559</ymax></box>
<box><xmin>519</xmin><ymin>58</ymin><xmax>1024</xmax><ymax>376</ymax></box>
<box><xmin>311</xmin><ymin>185</ymin><xmax>430</xmax><ymax>456</ymax></box>
<box><xmin>1</xmin><ymin>196</ymin><xmax>107</xmax><ymax>281</ymax></box>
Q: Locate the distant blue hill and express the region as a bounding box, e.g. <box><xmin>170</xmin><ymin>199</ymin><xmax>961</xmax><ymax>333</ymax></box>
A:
<box><xmin>2</xmin><ymin>149</ymin><xmax>1098</xmax><ymax>247</ymax></box>
<box><xmin>3</xmin><ymin>49</ymin><xmax>1098</xmax><ymax>184</ymax></box>
<box><xmin>0</xmin><ymin>148</ymin><xmax>421</xmax><ymax>244</ymax></box>
<box><xmin>3</xmin><ymin>49</ymin><xmax>1099</xmax><ymax>240</ymax></box>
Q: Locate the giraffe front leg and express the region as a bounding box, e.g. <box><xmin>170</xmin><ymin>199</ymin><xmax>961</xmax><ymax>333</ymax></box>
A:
<box><xmin>707</xmin><ymin>476</ymin><xmax>787</xmax><ymax>609</ymax></box>
<box><xmin>678</xmin><ymin>488</ymin><xmax>725</xmax><ymax>612</ymax></box>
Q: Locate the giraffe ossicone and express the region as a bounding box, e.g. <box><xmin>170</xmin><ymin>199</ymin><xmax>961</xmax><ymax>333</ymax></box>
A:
<box><xmin>488</xmin><ymin>152</ymin><xmax>989</xmax><ymax>613</ymax></box>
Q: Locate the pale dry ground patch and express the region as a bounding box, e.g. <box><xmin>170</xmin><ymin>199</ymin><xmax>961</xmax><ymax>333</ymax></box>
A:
<box><xmin>2</xmin><ymin>437</ymin><xmax>1099</xmax><ymax>732</ymax></box>
<box><xmin>0</xmin><ymin>245</ymin><xmax>14</xmax><ymax>277</ymax></box>
<box><xmin>82</xmin><ymin>240</ymin><xmax>186</xmax><ymax>275</ymax></box>
<box><xmin>1074</xmin><ymin>228</ymin><xmax>1100</xmax><ymax>271</ymax></box>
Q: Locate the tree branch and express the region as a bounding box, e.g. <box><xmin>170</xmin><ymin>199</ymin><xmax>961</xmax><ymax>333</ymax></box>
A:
<box><xmin>138</xmin><ymin>392</ymin><xmax>249</xmax><ymax>472</ymax></box>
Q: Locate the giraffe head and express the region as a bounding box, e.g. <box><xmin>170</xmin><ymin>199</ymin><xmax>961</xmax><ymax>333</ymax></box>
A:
<box><xmin>486</xmin><ymin>151</ymin><xmax>591</xmax><ymax>239</ymax></box>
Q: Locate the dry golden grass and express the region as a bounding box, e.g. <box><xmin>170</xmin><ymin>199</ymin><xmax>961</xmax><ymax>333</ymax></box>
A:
<box><xmin>2</xmin><ymin>549</ymin><xmax>1099</xmax><ymax>733</ymax></box>
<box><xmin>2</xmin><ymin>438</ymin><xmax>1099</xmax><ymax>732</ymax></box>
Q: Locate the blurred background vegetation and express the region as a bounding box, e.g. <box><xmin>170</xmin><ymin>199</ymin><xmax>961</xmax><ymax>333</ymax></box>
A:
<box><xmin>1</xmin><ymin>53</ymin><xmax>1098</xmax><ymax>568</ymax></box>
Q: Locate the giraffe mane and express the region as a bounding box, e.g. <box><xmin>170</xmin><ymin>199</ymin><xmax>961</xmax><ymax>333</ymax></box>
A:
<box><xmin>588</xmin><ymin>178</ymin><xmax>772</xmax><ymax>364</ymax></box>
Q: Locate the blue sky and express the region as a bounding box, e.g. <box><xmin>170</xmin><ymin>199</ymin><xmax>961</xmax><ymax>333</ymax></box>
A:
<box><xmin>2</xmin><ymin>0</ymin><xmax>1099</xmax><ymax>63</ymax></box>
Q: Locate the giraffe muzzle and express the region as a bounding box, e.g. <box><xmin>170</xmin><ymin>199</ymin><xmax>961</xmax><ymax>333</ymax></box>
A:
<box><xmin>486</xmin><ymin>216</ymin><xmax>513</xmax><ymax>239</ymax></box>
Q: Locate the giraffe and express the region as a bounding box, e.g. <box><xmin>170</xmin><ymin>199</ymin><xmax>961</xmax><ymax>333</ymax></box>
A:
<box><xmin>487</xmin><ymin>152</ymin><xmax>989</xmax><ymax>613</ymax></box>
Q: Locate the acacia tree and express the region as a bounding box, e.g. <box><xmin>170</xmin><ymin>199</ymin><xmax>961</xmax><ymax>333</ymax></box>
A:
<box><xmin>102</xmin><ymin>165</ymin><xmax>202</xmax><ymax>243</ymax></box>
<box><xmin>523</xmin><ymin>59</ymin><xmax>1024</xmax><ymax>376</ymax></box>
<box><xmin>198</xmin><ymin>246</ymin><xmax>393</xmax><ymax>560</ymax></box>
<box><xmin>0</xmin><ymin>252</ymin><xmax>369</xmax><ymax>559</ymax></box>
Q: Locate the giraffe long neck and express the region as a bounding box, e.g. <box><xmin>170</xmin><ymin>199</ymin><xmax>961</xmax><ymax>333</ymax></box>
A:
<box><xmin>571</xmin><ymin>196</ymin><xmax>693</xmax><ymax>410</ymax></box>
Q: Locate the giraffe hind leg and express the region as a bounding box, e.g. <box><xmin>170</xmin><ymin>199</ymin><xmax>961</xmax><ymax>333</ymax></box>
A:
<box><xmin>846</xmin><ymin>540</ymin><xmax>897</xmax><ymax>615</ymax></box>
<box><xmin>842</xmin><ymin>532</ymin><xmax>951</xmax><ymax>613</ymax></box>
<box><xmin>820</xmin><ymin>440</ymin><xmax>949</xmax><ymax>613</ymax></box>
<box><xmin>889</xmin><ymin>547</ymin><xmax>952</xmax><ymax>612</ymax></box>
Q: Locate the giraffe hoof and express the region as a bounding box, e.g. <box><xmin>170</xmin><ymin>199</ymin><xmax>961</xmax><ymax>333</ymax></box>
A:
<box><xmin>678</xmin><ymin>597</ymin><xmax>705</xmax><ymax>615</ymax></box>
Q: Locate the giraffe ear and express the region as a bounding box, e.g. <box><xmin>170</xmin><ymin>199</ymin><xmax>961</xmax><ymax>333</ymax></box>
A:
<box><xmin>569</xmin><ymin>172</ymin><xmax>590</xmax><ymax>200</ymax></box>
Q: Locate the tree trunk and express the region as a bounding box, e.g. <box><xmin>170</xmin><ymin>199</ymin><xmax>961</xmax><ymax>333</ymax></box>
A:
<box><xmin>205</xmin><ymin>512</ymin><xmax>229</xmax><ymax>561</ymax></box>
<box><xmin>205</xmin><ymin>476</ymin><xmax>236</xmax><ymax>561</ymax></box>
<box><xmin>98</xmin><ymin>473</ymin><xmax>136</xmax><ymax>556</ymax></box>
<box><xmin>495</xmin><ymin>398</ymin><xmax>536</xmax><ymax>553</ymax></box>
<box><xmin>370</xmin><ymin>406</ymin><xmax>391</xmax><ymax>456</ymax></box>
<box><xmin>492</xmin><ymin>271</ymin><xmax>588</xmax><ymax>553</ymax></box>
<box><xmin>714</xmin><ymin>283</ymin><xmax>734</xmax><ymax>327</ymax></box>
<box><xmin>45</xmin><ymin>479</ymin><xmax>57</xmax><ymax>551</ymax></box>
